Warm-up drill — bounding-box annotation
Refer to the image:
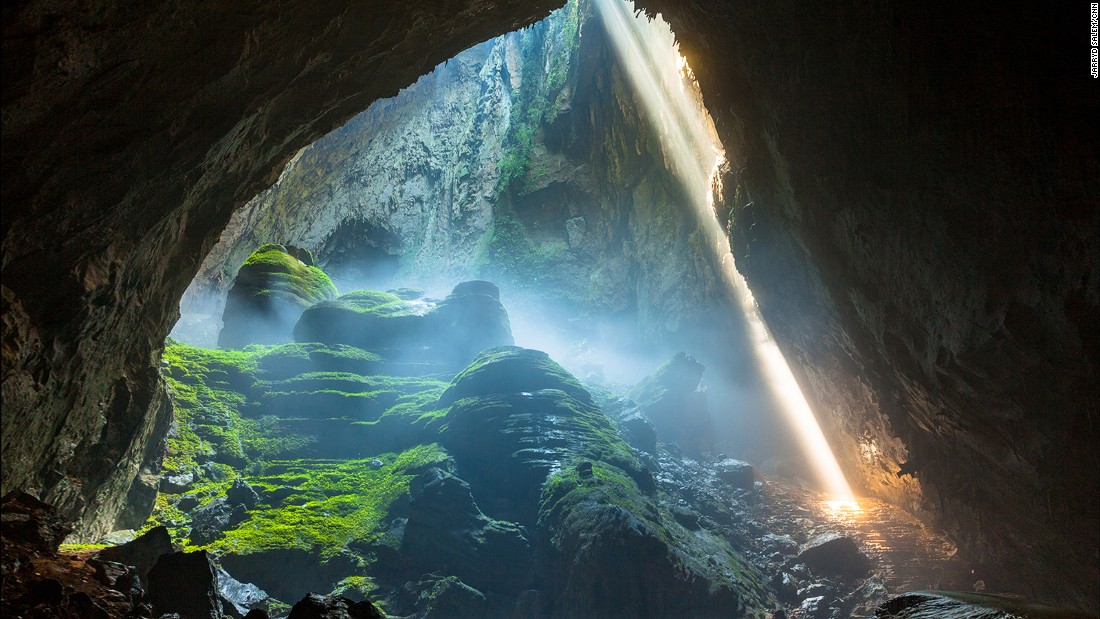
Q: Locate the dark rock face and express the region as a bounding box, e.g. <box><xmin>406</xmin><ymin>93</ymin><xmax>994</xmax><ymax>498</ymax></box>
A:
<box><xmin>0</xmin><ymin>491</ymin><xmax>72</xmax><ymax>552</ymax></box>
<box><xmin>630</xmin><ymin>353</ymin><xmax>715</xmax><ymax>456</ymax></box>
<box><xmin>286</xmin><ymin>593</ymin><xmax>384</xmax><ymax>619</ymax></box>
<box><xmin>635</xmin><ymin>0</ymin><xmax>1099</xmax><ymax>607</ymax></box>
<box><xmin>218</xmin><ymin>244</ymin><xmax>337</xmax><ymax>348</ymax></box>
<box><xmin>402</xmin><ymin>468</ymin><xmax>532</xmax><ymax>596</ymax></box>
<box><xmin>95</xmin><ymin>525</ymin><xmax>172</xmax><ymax>583</ymax></box>
<box><xmin>147</xmin><ymin>550</ymin><xmax>221</xmax><ymax>619</ymax></box>
<box><xmin>294</xmin><ymin>282</ymin><xmax>514</xmax><ymax>366</ymax></box>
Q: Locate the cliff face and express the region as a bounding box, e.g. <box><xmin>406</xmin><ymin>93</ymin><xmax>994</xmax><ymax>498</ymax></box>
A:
<box><xmin>174</xmin><ymin>1</ymin><xmax>732</xmax><ymax>364</ymax></box>
<box><xmin>642</xmin><ymin>0</ymin><xmax>1098</xmax><ymax>605</ymax></box>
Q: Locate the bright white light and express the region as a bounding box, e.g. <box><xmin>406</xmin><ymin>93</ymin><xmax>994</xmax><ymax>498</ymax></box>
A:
<box><xmin>594</xmin><ymin>0</ymin><xmax>855</xmax><ymax>500</ymax></box>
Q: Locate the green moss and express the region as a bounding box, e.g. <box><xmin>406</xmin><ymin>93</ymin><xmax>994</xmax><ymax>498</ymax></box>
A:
<box><xmin>199</xmin><ymin>445</ymin><xmax>450</xmax><ymax>558</ymax></box>
<box><xmin>239</xmin><ymin>246</ymin><xmax>337</xmax><ymax>304</ymax></box>
<box><xmin>440</xmin><ymin>346</ymin><xmax>591</xmax><ymax>406</ymax></box>
<box><xmin>312</xmin><ymin>290</ymin><xmax>415</xmax><ymax>317</ymax></box>
<box><xmin>254</xmin><ymin>343</ymin><xmax>383</xmax><ymax>380</ymax></box>
<box><xmin>58</xmin><ymin>543</ymin><xmax>108</xmax><ymax>553</ymax></box>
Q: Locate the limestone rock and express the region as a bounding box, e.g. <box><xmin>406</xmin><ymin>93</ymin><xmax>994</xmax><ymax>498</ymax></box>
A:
<box><xmin>402</xmin><ymin>468</ymin><xmax>532</xmax><ymax>595</ymax></box>
<box><xmin>796</xmin><ymin>534</ymin><xmax>871</xmax><ymax>578</ymax></box>
<box><xmin>0</xmin><ymin>492</ymin><xmax>72</xmax><ymax>553</ymax></box>
<box><xmin>217</xmin><ymin>567</ymin><xmax>271</xmax><ymax>619</ymax></box>
<box><xmin>715</xmin><ymin>458</ymin><xmax>759</xmax><ymax>490</ymax></box>
<box><xmin>218</xmin><ymin>245</ymin><xmax>338</xmax><ymax>349</ymax></box>
<box><xmin>438</xmin><ymin>346</ymin><xmax>590</xmax><ymax>406</ymax></box>
<box><xmin>189</xmin><ymin>498</ymin><xmax>249</xmax><ymax>546</ymax></box>
<box><xmin>408</xmin><ymin>575</ymin><xmax>488</xmax><ymax>619</ymax></box>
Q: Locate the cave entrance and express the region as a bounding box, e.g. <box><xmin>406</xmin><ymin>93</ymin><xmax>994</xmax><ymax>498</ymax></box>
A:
<box><xmin>169</xmin><ymin>0</ymin><xmax>795</xmax><ymax>467</ymax></box>
<box><xmin>144</xmin><ymin>0</ymin><xmax>949</xmax><ymax>614</ymax></box>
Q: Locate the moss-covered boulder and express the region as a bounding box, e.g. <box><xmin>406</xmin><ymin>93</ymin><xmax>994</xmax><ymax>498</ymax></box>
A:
<box><xmin>436</xmin><ymin>346</ymin><xmax>749</xmax><ymax>617</ymax></box>
<box><xmin>440</xmin><ymin>347</ymin><xmax>646</xmax><ymax>523</ymax></box>
<box><xmin>629</xmin><ymin>352</ymin><xmax>715</xmax><ymax>456</ymax></box>
<box><xmin>537</xmin><ymin>464</ymin><xmax>742</xmax><ymax>618</ymax></box>
<box><xmin>293</xmin><ymin>281</ymin><xmax>513</xmax><ymax>366</ymax></box>
<box><xmin>437</xmin><ymin>346</ymin><xmax>590</xmax><ymax>406</ymax></box>
<box><xmin>218</xmin><ymin>245</ymin><xmax>338</xmax><ymax>349</ymax></box>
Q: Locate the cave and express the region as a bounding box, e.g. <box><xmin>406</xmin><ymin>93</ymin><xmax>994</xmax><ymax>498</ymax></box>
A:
<box><xmin>2</xmin><ymin>0</ymin><xmax>1097</xmax><ymax>618</ymax></box>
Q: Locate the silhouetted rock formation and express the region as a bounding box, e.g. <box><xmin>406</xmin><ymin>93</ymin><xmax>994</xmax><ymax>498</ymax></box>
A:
<box><xmin>630</xmin><ymin>352</ymin><xmax>715</xmax><ymax>456</ymax></box>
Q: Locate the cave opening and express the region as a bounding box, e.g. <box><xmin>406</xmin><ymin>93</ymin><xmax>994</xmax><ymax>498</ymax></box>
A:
<box><xmin>2</xmin><ymin>0</ymin><xmax>1096</xmax><ymax>617</ymax></box>
<box><xmin>139</xmin><ymin>0</ymin><xmax>955</xmax><ymax>615</ymax></box>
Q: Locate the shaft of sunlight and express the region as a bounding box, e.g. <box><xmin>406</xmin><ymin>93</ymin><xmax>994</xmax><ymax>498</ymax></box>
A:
<box><xmin>593</xmin><ymin>0</ymin><xmax>855</xmax><ymax>500</ymax></box>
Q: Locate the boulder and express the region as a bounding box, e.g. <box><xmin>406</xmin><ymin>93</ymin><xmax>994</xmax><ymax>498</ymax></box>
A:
<box><xmin>629</xmin><ymin>353</ymin><xmax>715</xmax><ymax>456</ymax></box>
<box><xmin>617</xmin><ymin>410</ymin><xmax>657</xmax><ymax>455</ymax></box>
<box><xmin>286</xmin><ymin>593</ymin><xmax>384</xmax><ymax>619</ymax></box>
<box><xmin>226</xmin><ymin>479</ymin><xmax>260</xmax><ymax>510</ymax></box>
<box><xmin>218</xmin><ymin>244</ymin><xmax>338</xmax><ymax>348</ymax></box>
<box><xmin>714</xmin><ymin>458</ymin><xmax>759</xmax><ymax>490</ymax></box>
<box><xmin>292</xmin><ymin>281</ymin><xmax>513</xmax><ymax>365</ymax></box>
<box><xmin>217</xmin><ymin>567</ymin><xmax>271</xmax><ymax>618</ymax></box>
<box><xmin>0</xmin><ymin>492</ymin><xmax>72</xmax><ymax>553</ymax></box>
<box><xmin>147</xmin><ymin>550</ymin><xmax>221</xmax><ymax>619</ymax></box>
<box><xmin>96</xmin><ymin>525</ymin><xmax>173</xmax><ymax>583</ymax></box>
<box><xmin>189</xmin><ymin>498</ymin><xmax>248</xmax><ymax>545</ymax></box>
<box><xmin>795</xmin><ymin>534</ymin><xmax>871</xmax><ymax>578</ymax></box>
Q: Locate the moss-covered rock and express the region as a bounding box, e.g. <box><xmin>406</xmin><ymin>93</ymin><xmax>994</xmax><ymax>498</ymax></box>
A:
<box><xmin>438</xmin><ymin>346</ymin><xmax>590</xmax><ymax>406</ymax></box>
<box><xmin>218</xmin><ymin>245</ymin><xmax>338</xmax><ymax>349</ymax></box>
<box><xmin>294</xmin><ymin>281</ymin><xmax>513</xmax><ymax>366</ymax></box>
<box><xmin>537</xmin><ymin>463</ymin><xmax>743</xmax><ymax>618</ymax></box>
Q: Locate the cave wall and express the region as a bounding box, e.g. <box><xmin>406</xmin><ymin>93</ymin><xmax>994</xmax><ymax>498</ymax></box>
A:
<box><xmin>638</xmin><ymin>0</ymin><xmax>1099</xmax><ymax>606</ymax></box>
<box><xmin>1</xmin><ymin>0</ymin><xmax>563</xmax><ymax>540</ymax></box>
<box><xmin>2</xmin><ymin>0</ymin><xmax>1097</xmax><ymax>609</ymax></box>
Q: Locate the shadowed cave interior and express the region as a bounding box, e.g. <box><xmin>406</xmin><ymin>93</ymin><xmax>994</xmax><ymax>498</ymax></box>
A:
<box><xmin>1</xmin><ymin>0</ymin><xmax>1097</xmax><ymax>618</ymax></box>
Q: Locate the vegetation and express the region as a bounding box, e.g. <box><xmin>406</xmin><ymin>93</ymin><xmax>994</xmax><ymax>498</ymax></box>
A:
<box><xmin>239</xmin><ymin>244</ymin><xmax>338</xmax><ymax>305</ymax></box>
